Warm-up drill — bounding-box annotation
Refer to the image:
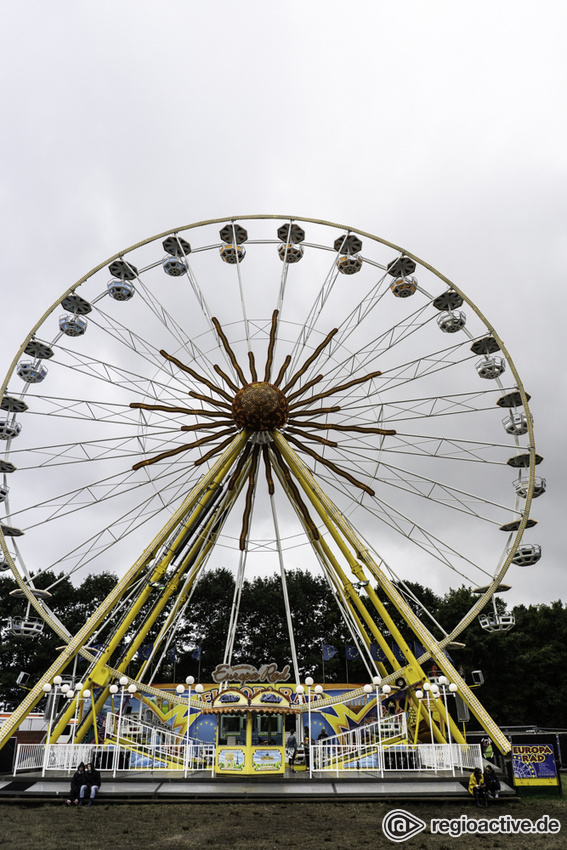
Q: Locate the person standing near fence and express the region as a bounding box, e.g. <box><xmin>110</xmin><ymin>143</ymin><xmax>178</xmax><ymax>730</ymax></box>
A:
<box><xmin>287</xmin><ymin>730</ymin><xmax>297</xmax><ymax>773</ymax></box>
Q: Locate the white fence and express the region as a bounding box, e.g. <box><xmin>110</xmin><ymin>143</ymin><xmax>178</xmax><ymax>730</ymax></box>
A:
<box><xmin>14</xmin><ymin>742</ymin><xmax>216</xmax><ymax>777</ymax></box>
<box><xmin>311</xmin><ymin>713</ymin><xmax>406</xmax><ymax>773</ymax></box>
<box><xmin>313</xmin><ymin>741</ymin><xmax>482</xmax><ymax>774</ymax></box>
<box><xmin>312</xmin><ymin>715</ymin><xmax>482</xmax><ymax>776</ymax></box>
<box><xmin>105</xmin><ymin>712</ymin><xmax>191</xmax><ymax>748</ymax></box>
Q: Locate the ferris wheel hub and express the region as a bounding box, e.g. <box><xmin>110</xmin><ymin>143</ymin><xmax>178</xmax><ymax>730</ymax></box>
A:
<box><xmin>232</xmin><ymin>382</ymin><xmax>288</xmax><ymax>430</ymax></box>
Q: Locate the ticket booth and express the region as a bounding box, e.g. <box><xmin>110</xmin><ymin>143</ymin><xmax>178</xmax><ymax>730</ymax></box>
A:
<box><xmin>206</xmin><ymin>688</ymin><xmax>293</xmax><ymax>775</ymax></box>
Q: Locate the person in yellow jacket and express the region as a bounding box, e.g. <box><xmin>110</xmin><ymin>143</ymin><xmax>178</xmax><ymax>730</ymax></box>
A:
<box><xmin>468</xmin><ymin>767</ymin><xmax>487</xmax><ymax>807</ymax></box>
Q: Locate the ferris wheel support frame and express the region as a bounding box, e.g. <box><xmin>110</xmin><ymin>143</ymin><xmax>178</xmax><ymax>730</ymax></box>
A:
<box><xmin>67</xmin><ymin>440</ymin><xmax>253</xmax><ymax>745</ymax></box>
<box><xmin>0</xmin><ymin>431</ymin><xmax>249</xmax><ymax>751</ymax></box>
<box><xmin>273</xmin><ymin>431</ymin><xmax>510</xmax><ymax>754</ymax></box>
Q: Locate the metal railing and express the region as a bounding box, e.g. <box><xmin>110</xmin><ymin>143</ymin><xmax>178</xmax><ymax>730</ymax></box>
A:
<box><xmin>105</xmin><ymin>713</ymin><xmax>190</xmax><ymax>748</ymax></box>
<box><xmin>14</xmin><ymin>742</ymin><xmax>216</xmax><ymax>777</ymax></box>
<box><xmin>12</xmin><ymin>743</ymin><xmax>45</xmax><ymax>773</ymax></box>
<box><xmin>312</xmin><ymin>712</ymin><xmax>482</xmax><ymax>775</ymax></box>
<box><xmin>311</xmin><ymin>714</ymin><xmax>404</xmax><ymax>774</ymax></box>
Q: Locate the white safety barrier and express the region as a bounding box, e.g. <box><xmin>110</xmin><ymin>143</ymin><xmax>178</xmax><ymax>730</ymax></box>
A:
<box><xmin>14</xmin><ymin>742</ymin><xmax>216</xmax><ymax>777</ymax></box>
<box><xmin>105</xmin><ymin>713</ymin><xmax>190</xmax><ymax>749</ymax></box>
<box><xmin>312</xmin><ymin>714</ymin><xmax>406</xmax><ymax>774</ymax></box>
<box><xmin>312</xmin><ymin>718</ymin><xmax>482</xmax><ymax>775</ymax></box>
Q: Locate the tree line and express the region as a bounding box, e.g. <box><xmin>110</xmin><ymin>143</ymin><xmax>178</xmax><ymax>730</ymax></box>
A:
<box><xmin>0</xmin><ymin>569</ymin><xmax>565</xmax><ymax>729</ymax></box>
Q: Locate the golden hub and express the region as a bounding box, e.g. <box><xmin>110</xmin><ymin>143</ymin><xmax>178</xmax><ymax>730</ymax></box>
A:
<box><xmin>232</xmin><ymin>382</ymin><xmax>289</xmax><ymax>430</ymax></box>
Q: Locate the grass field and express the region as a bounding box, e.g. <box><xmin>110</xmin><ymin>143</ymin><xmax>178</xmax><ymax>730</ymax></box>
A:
<box><xmin>0</xmin><ymin>798</ymin><xmax>565</xmax><ymax>849</ymax></box>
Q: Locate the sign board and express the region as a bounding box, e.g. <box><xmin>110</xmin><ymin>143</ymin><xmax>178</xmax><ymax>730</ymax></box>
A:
<box><xmin>212</xmin><ymin>663</ymin><xmax>291</xmax><ymax>685</ymax></box>
<box><xmin>510</xmin><ymin>734</ymin><xmax>560</xmax><ymax>790</ymax></box>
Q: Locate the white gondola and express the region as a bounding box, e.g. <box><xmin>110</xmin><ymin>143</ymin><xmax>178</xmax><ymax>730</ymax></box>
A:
<box><xmin>0</xmin><ymin>420</ymin><xmax>21</xmax><ymax>440</ymax></box>
<box><xmin>476</xmin><ymin>356</ymin><xmax>506</xmax><ymax>379</ymax></box>
<box><xmin>0</xmin><ymin>559</ymin><xmax>11</xmax><ymax>572</ymax></box>
<box><xmin>0</xmin><ymin>482</ymin><xmax>9</xmax><ymax>501</ymax></box>
<box><xmin>16</xmin><ymin>362</ymin><xmax>48</xmax><ymax>383</ymax></box>
<box><xmin>502</xmin><ymin>412</ymin><xmax>529</xmax><ymax>436</ymax></box>
<box><xmin>437</xmin><ymin>311</ymin><xmax>466</xmax><ymax>332</ymax></box>
<box><xmin>478</xmin><ymin>613</ymin><xmax>515</xmax><ymax>633</ymax></box>
<box><xmin>514</xmin><ymin>477</ymin><xmax>546</xmax><ymax>498</ymax></box>
<box><xmin>391</xmin><ymin>276</ymin><xmax>418</xmax><ymax>298</ymax></box>
<box><xmin>510</xmin><ymin>543</ymin><xmax>541</xmax><ymax>567</ymax></box>
<box><xmin>220</xmin><ymin>244</ymin><xmax>246</xmax><ymax>264</ymax></box>
<box><xmin>277</xmin><ymin>243</ymin><xmax>304</xmax><ymax>263</ymax></box>
<box><xmin>59</xmin><ymin>314</ymin><xmax>88</xmax><ymax>337</ymax></box>
<box><xmin>107</xmin><ymin>279</ymin><xmax>135</xmax><ymax>301</ymax></box>
<box><xmin>162</xmin><ymin>255</ymin><xmax>187</xmax><ymax>276</ymax></box>
<box><xmin>6</xmin><ymin>617</ymin><xmax>44</xmax><ymax>637</ymax></box>
<box><xmin>337</xmin><ymin>254</ymin><xmax>363</xmax><ymax>275</ymax></box>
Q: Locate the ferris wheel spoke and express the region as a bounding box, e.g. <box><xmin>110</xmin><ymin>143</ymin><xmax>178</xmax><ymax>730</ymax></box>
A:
<box><xmin>287</xmin><ymin>250</ymin><xmax>343</xmax><ymax>373</ymax></box>
<box><xmin>36</xmin><ymin>483</ymin><xmax>191</xmax><ymax>583</ymax></box>
<box><xmin>4</xmin><ymin>429</ymin><xmax>188</xmax><ymax>468</ymax></box>
<box><xmin>328</xmin><ymin>477</ymin><xmax>494</xmax><ymax>582</ymax></box>
<box><xmin>379</xmin><ymin>432</ymin><xmax>518</xmax><ymax>463</ymax></box>
<box><xmin>24</xmin><ymin>396</ymin><xmax>155</xmax><ymax>426</ymax></box>
<box><xmin>368</xmin><ymin>458</ymin><xmax>515</xmax><ymax>523</ymax></box>
<box><xmin>348</xmin><ymin>386</ymin><xmax>504</xmax><ymax>421</ymax></box>
<box><xmin>322</xmin><ymin>269</ymin><xmax>391</xmax><ymax>357</ymax></box>
<box><xmin>302</xmin><ymin>299</ymin><xmax>436</xmax><ymax>389</ymax></box>
<box><xmin>12</xmin><ymin>459</ymin><xmax>194</xmax><ymax>529</ymax></box>
<box><xmin>48</xmin><ymin>346</ymin><xmax>184</xmax><ymax>400</ymax></box>
<box><xmin>324</xmin><ymin>434</ymin><xmax>513</xmax><ymax>519</ymax></box>
<box><xmin>376</xmin><ymin>342</ymin><xmax>477</xmax><ymax>394</ymax></box>
<box><xmin>86</xmin><ymin>307</ymin><xmax>187</xmax><ymax>378</ymax></box>
<box><xmin>132</xmin><ymin>276</ymin><xmax>221</xmax><ymax>377</ymax></box>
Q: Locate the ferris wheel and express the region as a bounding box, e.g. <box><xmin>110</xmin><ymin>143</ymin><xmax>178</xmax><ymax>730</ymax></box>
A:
<box><xmin>0</xmin><ymin>215</ymin><xmax>543</xmax><ymax>752</ymax></box>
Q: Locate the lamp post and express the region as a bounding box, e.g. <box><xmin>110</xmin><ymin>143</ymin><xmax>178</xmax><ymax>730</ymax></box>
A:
<box><xmin>186</xmin><ymin>676</ymin><xmax>195</xmax><ymax>776</ymax></box>
<box><xmin>110</xmin><ymin>676</ymin><xmax>129</xmax><ymax>777</ymax></box>
<box><xmin>192</xmin><ymin>684</ymin><xmax>207</xmax><ymax>775</ymax></box>
<box><xmin>314</xmin><ymin>684</ymin><xmax>323</xmax><ymax>772</ymax></box>
<box><xmin>82</xmin><ymin>687</ymin><xmax>91</xmax><ymax>745</ymax></box>
<box><xmin>65</xmin><ymin>689</ymin><xmax>75</xmax><ymax>771</ymax></box>
<box><xmin>71</xmin><ymin>682</ymin><xmax>84</xmax><ymax>747</ymax></box>
<box><xmin>423</xmin><ymin>681</ymin><xmax>433</xmax><ymax>742</ymax></box>
<box><xmin>296</xmin><ymin>684</ymin><xmax>304</xmax><ymax>747</ymax></box>
<box><xmin>41</xmin><ymin>675</ymin><xmax>62</xmax><ymax>776</ymax></box>
<box><xmin>371</xmin><ymin>676</ymin><xmax>383</xmax><ymax>776</ymax></box>
<box><xmin>415</xmin><ymin>688</ymin><xmax>424</xmax><ymax>746</ymax></box>
<box><xmin>177</xmin><ymin>679</ymin><xmax>193</xmax><ymax>778</ymax></box>
<box><xmin>185</xmin><ymin>676</ymin><xmax>194</xmax><ymax>745</ymax></box>
<box><xmin>438</xmin><ymin>676</ymin><xmax>458</xmax><ymax>776</ymax></box>
<box><xmin>305</xmin><ymin>677</ymin><xmax>313</xmax><ymax>777</ymax></box>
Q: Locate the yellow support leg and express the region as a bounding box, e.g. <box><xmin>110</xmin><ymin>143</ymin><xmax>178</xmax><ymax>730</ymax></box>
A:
<box><xmin>273</xmin><ymin>432</ymin><xmax>508</xmax><ymax>753</ymax></box>
<box><xmin>1</xmin><ymin>431</ymin><xmax>248</xmax><ymax>752</ymax></box>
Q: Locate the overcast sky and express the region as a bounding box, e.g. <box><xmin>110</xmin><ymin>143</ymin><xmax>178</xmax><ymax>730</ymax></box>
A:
<box><xmin>1</xmin><ymin>1</ymin><xmax>566</xmax><ymax>612</ymax></box>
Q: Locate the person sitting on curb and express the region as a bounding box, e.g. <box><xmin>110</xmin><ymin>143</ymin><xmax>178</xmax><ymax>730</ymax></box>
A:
<box><xmin>468</xmin><ymin>767</ymin><xmax>487</xmax><ymax>807</ymax></box>
<box><xmin>484</xmin><ymin>764</ymin><xmax>501</xmax><ymax>799</ymax></box>
<box><xmin>66</xmin><ymin>762</ymin><xmax>85</xmax><ymax>806</ymax></box>
<box><xmin>79</xmin><ymin>761</ymin><xmax>102</xmax><ymax>807</ymax></box>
